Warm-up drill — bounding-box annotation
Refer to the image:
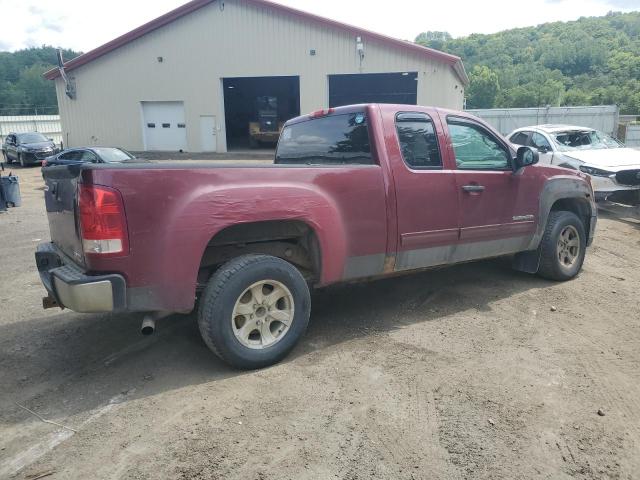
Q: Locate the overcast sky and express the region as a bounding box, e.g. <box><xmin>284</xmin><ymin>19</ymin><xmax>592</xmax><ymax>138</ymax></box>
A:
<box><xmin>3</xmin><ymin>0</ymin><xmax>640</xmax><ymax>53</ymax></box>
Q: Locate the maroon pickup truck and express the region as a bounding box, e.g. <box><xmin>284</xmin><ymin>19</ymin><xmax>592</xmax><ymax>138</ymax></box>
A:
<box><xmin>37</xmin><ymin>104</ymin><xmax>596</xmax><ymax>369</ymax></box>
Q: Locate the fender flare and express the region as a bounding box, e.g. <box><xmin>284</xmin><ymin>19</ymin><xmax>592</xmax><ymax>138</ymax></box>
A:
<box><xmin>513</xmin><ymin>177</ymin><xmax>596</xmax><ymax>274</ymax></box>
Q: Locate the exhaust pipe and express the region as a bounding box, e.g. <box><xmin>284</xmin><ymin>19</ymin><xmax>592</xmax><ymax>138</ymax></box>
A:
<box><xmin>141</xmin><ymin>315</ymin><xmax>156</xmax><ymax>335</ymax></box>
<box><xmin>140</xmin><ymin>311</ymin><xmax>172</xmax><ymax>335</ymax></box>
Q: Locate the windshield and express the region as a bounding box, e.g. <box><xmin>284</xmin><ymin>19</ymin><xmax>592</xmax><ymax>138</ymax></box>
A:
<box><xmin>552</xmin><ymin>130</ymin><xmax>623</xmax><ymax>151</ymax></box>
<box><xmin>17</xmin><ymin>133</ymin><xmax>49</xmax><ymax>144</ymax></box>
<box><xmin>93</xmin><ymin>148</ymin><xmax>134</xmax><ymax>162</ymax></box>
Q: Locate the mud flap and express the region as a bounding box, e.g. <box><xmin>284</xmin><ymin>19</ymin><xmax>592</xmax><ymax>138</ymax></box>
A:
<box><xmin>512</xmin><ymin>249</ymin><xmax>541</xmax><ymax>274</ymax></box>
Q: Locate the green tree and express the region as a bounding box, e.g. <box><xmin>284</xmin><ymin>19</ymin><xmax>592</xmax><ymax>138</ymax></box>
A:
<box><xmin>466</xmin><ymin>65</ymin><xmax>500</xmax><ymax>109</ymax></box>
<box><xmin>0</xmin><ymin>46</ymin><xmax>81</xmax><ymax>115</ymax></box>
<box><xmin>414</xmin><ymin>11</ymin><xmax>640</xmax><ymax>114</ymax></box>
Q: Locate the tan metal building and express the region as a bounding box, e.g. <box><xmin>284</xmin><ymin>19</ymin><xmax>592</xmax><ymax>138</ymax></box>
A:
<box><xmin>46</xmin><ymin>0</ymin><xmax>468</xmax><ymax>153</ymax></box>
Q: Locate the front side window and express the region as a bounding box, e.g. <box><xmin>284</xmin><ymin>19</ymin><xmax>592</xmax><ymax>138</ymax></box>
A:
<box><xmin>93</xmin><ymin>148</ymin><xmax>133</xmax><ymax>163</ymax></box>
<box><xmin>447</xmin><ymin>119</ymin><xmax>510</xmax><ymax>170</ymax></box>
<box><xmin>531</xmin><ymin>132</ymin><xmax>552</xmax><ymax>151</ymax></box>
<box><xmin>59</xmin><ymin>150</ymin><xmax>82</xmax><ymax>161</ymax></box>
<box><xmin>275</xmin><ymin>112</ymin><xmax>372</xmax><ymax>165</ymax></box>
<box><xmin>395</xmin><ymin>113</ymin><xmax>442</xmax><ymax>169</ymax></box>
<box><xmin>80</xmin><ymin>151</ymin><xmax>99</xmax><ymax>163</ymax></box>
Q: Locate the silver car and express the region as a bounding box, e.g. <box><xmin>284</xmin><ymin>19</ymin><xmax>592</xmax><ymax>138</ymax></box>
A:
<box><xmin>508</xmin><ymin>124</ymin><xmax>640</xmax><ymax>203</ymax></box>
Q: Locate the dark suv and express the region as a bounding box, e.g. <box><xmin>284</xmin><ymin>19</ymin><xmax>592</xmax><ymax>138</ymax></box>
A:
<box><xmin>2</xmin><ymin>132</ymin><xmax>58</xmax><ymax>167</ymax></box>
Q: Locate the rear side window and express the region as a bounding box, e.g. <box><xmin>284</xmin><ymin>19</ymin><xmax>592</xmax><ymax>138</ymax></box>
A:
<box><xmin>275</xmin><ymin>112</ymin><xmax>372</xmax><ymax>165</ymax></box>
<box><xmin>395</xmin><ymin>113</ymin><xmax>442</xmax><ymax>169</ymax></box>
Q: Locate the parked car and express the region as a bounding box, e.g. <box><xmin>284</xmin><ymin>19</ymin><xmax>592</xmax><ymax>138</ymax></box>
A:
<box><xmin>42</xmin><ymin>147</ymin><xmax>141</xmax><ymax>167</ymax></box>
<box><xmin>36</xmin><ymin>104</ymin><xmax>597</xmax><ymax>369</ymax></box>
<box><xmin>1</xmin><ymin>132</ymin><xmax>58</xmax><ymax>167</ymax></box>
<box><xmin>508</xmin><ymin>125</ymin><xmax>640</xmax><ymax>203</ymax></box>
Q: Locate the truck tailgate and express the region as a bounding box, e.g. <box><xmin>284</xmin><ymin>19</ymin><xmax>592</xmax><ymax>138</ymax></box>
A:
<box><xmin>43</xmin><ymin>166</ymin><xmax>85</xmax><ymax>266</ymax></box>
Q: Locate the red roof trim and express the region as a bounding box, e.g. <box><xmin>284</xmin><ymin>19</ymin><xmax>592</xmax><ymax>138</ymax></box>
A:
<box><xmin>45</xmin><ymin>0</ymin><xmax>468</xmax><ymax>84</ymax></box>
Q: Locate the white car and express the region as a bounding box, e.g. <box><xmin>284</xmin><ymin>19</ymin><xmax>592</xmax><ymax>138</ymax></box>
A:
<box><xmin>508</xmin><ymin>125</ymin><xmax>640</xmax><ymax>203</ymax></box>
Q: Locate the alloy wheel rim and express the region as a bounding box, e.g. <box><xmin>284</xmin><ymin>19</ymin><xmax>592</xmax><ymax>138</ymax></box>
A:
<box><xmin>557</xmin><ymin>225</ymin><xmax>580</xmax><ymax>268</ymax></box>
<box><xmin>231</xmin><ymin>280</ymin><xmax>294</xmax><ymax>350</ymax></box>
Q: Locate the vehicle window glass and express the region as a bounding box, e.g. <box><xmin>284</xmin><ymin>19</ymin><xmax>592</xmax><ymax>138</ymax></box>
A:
<box><xmin>552</xmin><ymin>129</ymin><xmax>623</xmax><ymax>151</ymax></box>
<box><xmin>93</xmin><ymin>148</ymin><xmax>133</xmax><ymax>163</ymax></box>
<box><xmin>509</xmin><ymin>132</ymin><xmax>529</xmax><ymax>146</ymax></box>
<box><xmin>17</xmin><ymin>133</ymin><xmax>48</xmax><ymax>144</ymax></box>
<box><xmin>80</xmin><ymin>151</ymin><xmax>98</xmax><ymax>162</ymax></box>
<box><xmin>275</xmin><ymin>112</ymin><xmax>372</xmax><ymax>165</ymax></box>
<box><xmin>395</xmin><ymin>113</ymin><xmax>442</xmax><ymax>169</ymax></box>
<box><xmin>59</xmin><ymin>151</ymin><xmax>82</xmax><ymax>161</ymax></box>
<box><xmin>531</xmin><ymin>132</ymin><xmax>551</xmax><ymax>150</ymax></box>
<box><xmin>447</xmin><ymin>120</ymin><xmax>510</xmax><ymax>170</ymax></box>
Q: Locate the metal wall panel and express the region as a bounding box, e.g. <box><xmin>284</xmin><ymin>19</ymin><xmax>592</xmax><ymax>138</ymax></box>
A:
<box><xmin>467</xmin><ymin>105</ymin><xmax>620</xmax><ymax>136</ymax></box>
<box><xmin>626</xmin><ymin>125</ymin><xmax>640</xmax><ymax>147</ymax></box>
<box><xmin>55</xmin><ymin>0</ymin><xmax>464</xmax><ymax>152</ymax></box>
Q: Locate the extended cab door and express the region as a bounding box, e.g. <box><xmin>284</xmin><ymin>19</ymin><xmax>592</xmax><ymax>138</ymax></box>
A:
<box><xmin>442</xmin><ymin>115</ymin><xmax>536</xmax><ymax>257</ymax></box>
<box><xmin>384</xmin><ymin>110</ymin><xmax>460</xmax><ymax>271</ymax></box>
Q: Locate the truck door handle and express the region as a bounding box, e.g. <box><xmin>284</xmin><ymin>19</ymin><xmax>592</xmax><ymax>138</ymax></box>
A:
<box><xmin>462</xmin><ymin>185</ymin><xmax>485</xmax><ymax>193</ymax></box>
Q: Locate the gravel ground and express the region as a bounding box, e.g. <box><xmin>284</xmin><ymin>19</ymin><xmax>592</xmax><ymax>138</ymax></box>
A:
<box><xmin>1</xmin><ymin>165</ymin><xmax>639</xmax><ymax>480</ymax></box>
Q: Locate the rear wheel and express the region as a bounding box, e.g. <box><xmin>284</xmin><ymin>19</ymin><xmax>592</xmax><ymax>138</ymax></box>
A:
<box><xmin>198</xmin><ymin>254</ymin><xmax>311</xmax><ymax>369</ymax></box>
<box><xmin>537</xmin><ymin>211</ymin><xmax>586</xmax><ymax>281</ymax></box>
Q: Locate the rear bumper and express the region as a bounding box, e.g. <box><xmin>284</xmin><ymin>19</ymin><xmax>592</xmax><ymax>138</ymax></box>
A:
<box><xmin>35</xmin><ymin>242</ymin><xmax>126</xmax><ymax>313</ymax></box>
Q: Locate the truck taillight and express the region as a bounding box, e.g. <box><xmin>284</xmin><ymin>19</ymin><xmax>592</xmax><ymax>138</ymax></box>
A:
<box><xmin>78</xmin><ymin>184</ymin><xmax>129</xmax><ymax>256</ymax></box>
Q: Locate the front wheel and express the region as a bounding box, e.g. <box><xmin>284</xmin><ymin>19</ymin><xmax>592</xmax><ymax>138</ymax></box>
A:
<box><xmin>198</xmin><ymin>254</ymin><xmax>311</xmax><ymax>369</ymax></box>
<box><xmin>537</xmin><ymin>211</ymin><xmax>586</xmax><ymax>281</ymax></box>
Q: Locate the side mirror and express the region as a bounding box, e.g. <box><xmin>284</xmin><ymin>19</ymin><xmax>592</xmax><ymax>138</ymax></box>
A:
<box><xmin>514</xmin><ymin>146</ymin><xmax>539</xmax><ymax>170</ymax></box>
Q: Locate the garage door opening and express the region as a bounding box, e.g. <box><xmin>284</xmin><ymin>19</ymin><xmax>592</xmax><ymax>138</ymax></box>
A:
<box><xmin>223</xmin><ymin>76</ymin><xmax>300</xmax><ymax>150</ymax></box>
<box><xmin>141</xmin><ymin>101</ymin><xmax>187</xmax><ymax>151</ymax></box>
<box><xmin>329</xmin><ymin>72</ymin><xmax>418</xmax><ymax>108</ymax></box>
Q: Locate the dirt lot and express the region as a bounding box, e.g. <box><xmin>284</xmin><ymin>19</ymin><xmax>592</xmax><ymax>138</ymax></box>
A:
<box><xmin>1</xmin><ymin>165</ymin><xmax>639</xmax><ymax>480</ymax></box>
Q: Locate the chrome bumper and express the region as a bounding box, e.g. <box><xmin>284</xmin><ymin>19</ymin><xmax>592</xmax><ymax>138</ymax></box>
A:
<box><xmin>35</xmin><ymin>243</ymin><xmax>126</xmax><ymax>313</ymax></box>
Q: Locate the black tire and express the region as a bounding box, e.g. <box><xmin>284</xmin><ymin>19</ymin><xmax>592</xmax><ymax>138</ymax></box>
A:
<box><xmin>198</xmin><ymin>254</ymin><xmax>311</xmax><ymax>369</ymax></box>
<box><xmin>537</xmin><ymin>211</ymin><xmax>586</xmax><ymax>281</ymax></box>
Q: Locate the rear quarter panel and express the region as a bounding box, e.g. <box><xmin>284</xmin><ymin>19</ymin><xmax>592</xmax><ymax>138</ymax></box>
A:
<box><xmin>82</xmin><ymin>164</ymin><xmax>388</xmax><ymax>312</ymax></box>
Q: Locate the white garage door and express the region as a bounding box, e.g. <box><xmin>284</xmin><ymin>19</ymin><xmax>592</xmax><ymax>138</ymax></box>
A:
<box><xmin>141</xmin><ymin>101</ymin><xmax>187</xmax><ymax>151</ymax></box>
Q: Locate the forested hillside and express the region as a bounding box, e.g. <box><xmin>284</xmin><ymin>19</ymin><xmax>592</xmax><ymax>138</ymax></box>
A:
<box><xmin>0</xmin><ymin>46</ymin><xmax>80</xmax><ymax>116</ymax></box>
<box><xmin>416</xmin><ymin>11</ymin><xmax>640</xmax><ymax>113</ymax></box>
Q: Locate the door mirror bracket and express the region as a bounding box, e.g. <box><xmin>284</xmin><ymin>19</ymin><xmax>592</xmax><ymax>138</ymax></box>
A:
<box><xmin>513</xmin><ymin>146</ymin><xmax>539</xmax><ymax>171</ymax></box>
